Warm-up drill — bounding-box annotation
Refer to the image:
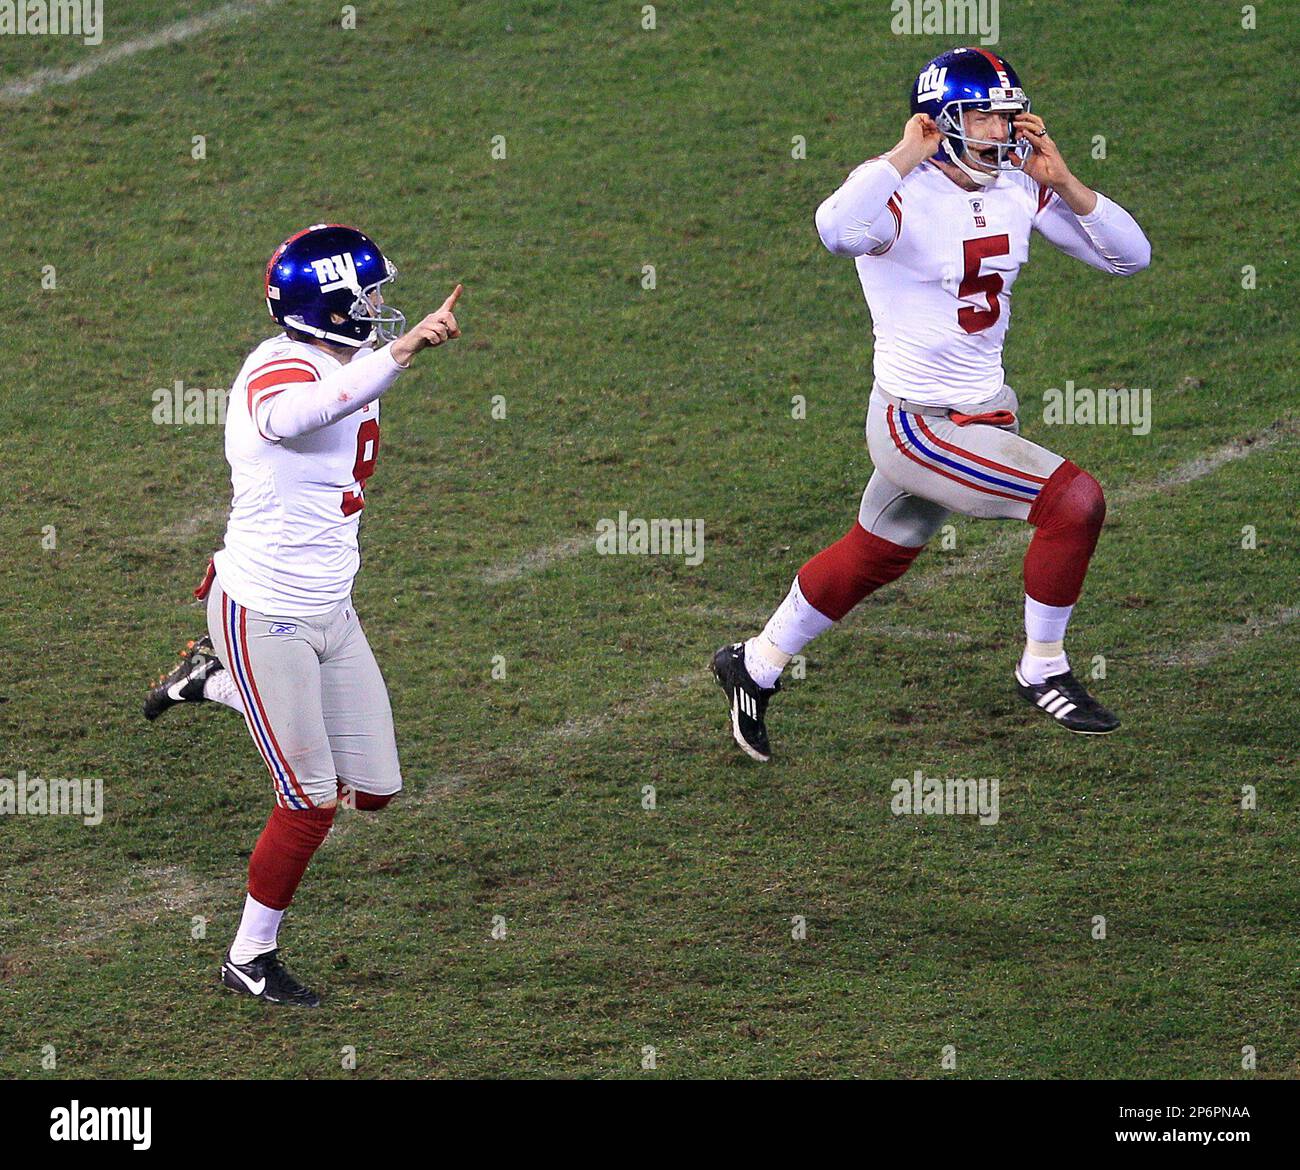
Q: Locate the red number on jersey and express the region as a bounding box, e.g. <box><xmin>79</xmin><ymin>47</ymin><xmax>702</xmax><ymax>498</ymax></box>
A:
<box><xmin>957</xmin><ymin>234</ymin><xmax>1010</xmax><ymax>334</ymax></box>
<box><xmin>341</xmin><ymin>418</ymin><xmax>381</xmax><ymax>516</ymax></box>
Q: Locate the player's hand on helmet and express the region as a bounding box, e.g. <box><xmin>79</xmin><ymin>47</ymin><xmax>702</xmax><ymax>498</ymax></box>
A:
<box><xmin>1011</xmin><ymin>114</ymin><xmax>1070</xmax><ymax>185</ymax></box>
<box><xmin>889</xmin><ymin>113</ymin><xmax>944</xmax><ymax>173</ymax></box>
<box><xmin>1010</xmin><ymin>113</ymin><xmax>1098</xmax><ymax>213</ymax></box>
<box><xmin>390</xmin><ymin>284</ymin><xmax>463</xmax><ymax>365</ymax></box>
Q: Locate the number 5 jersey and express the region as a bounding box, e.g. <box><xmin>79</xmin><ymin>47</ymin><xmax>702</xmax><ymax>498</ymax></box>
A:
<box><xmin>814</xmin><ymin>157</ymin><xmax>1150</xmax><ymax>408</ymax></box>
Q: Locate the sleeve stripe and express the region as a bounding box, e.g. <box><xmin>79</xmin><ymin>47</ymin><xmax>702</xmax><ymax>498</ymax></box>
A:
<box><xmin>248</xmin><ymin>366</ymin><xmax>317</xmax><ymax>392</ymax></box>
<box><xmin>247</xmin><ymin>357</ymin><xmax>320</xmax><ymax>382</ymax></box>
<box><xmin>878</xmin><ymin>194</ymin><xmax>903</xmax><ymax>254</ymax></box>
<box><xmin>247</xmin><ymin>366</ymin><xmax>316</xmax><ymax>411</ymax></box>
<box><xmin>1037</xmin><ymin>184</ymin><xmax>1054</xmax><ymax>213</ymax></box>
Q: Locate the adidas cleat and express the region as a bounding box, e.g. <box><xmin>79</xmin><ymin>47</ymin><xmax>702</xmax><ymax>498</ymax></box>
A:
<box><xmin>1015</xmin><ymin>668</ymin><xmax>1120</xmax><ymax>735</ymax></box>
<box><xmin>711</xmin><ymin>641</ymin><xmax>780</xmax><ymax>762</ymax></box>
<box><xmin>142</xmin><ymin>634</ymin><xmax>223</xmax><ymax>721</ymax></box>
<box><xmin>221</xmin><ymin>948</ymin><xmax>321</xmax><ymax>1008</ymax></box>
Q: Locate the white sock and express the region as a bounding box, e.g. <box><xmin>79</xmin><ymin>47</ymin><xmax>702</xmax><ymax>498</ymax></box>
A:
<box><xmin>744</xmin><ymin>636</ymin><xmax>789</xmax><ymax>690</ymax></box>
<box><xmin>203</xmin><ymin>667</ymin><xmax>244</xmax><ymax>712</ymax></box>
<box><xmin>1019</xmin><ymin>595</ymin><xmax>1073</xmax><ymax>684</ymax></box>
<box><xmin>744</xmin><ymin>577</ymin><xmax>835</xmax><ymax>688</ymax></box>
<box><xmin>229</xmin><ymin>894</ymin><xmax>284</xmax><ymax>964</ymax></box>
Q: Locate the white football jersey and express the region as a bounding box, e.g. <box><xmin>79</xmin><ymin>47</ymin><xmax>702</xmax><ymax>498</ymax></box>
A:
<box><xmin>855</xmin><ymin>161</ymin><xmax>1050</xmax><ymax>407</ymax></box>
<box><xmin>213</xmin><ymin>334</ymin><xmax>381</xmax><ymax>616</ymax></box>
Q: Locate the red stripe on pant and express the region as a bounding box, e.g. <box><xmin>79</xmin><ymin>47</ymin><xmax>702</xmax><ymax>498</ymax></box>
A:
<box><xmin>233</xmin><ymin>600</ymin><xmax>311</xmax><ymax>808</ymax></box>
<box><xmin>1024</xmin><ymin>461</ymin><xmax>1106</xmax><ymax>606</ymax></box>
<box><xmin>911</xmin><ymin>413</ymin><xmax>1050</xmax><ymax>484</ymax></box>
<box><xmin>219</xmin><ymin>592</ymin><xmax>289</xmax><ymax>804</ymax></box>
<box><xmin>887</xmin><ymin>406</ymin><xmax>1034</xmax><ymax>503</ymax></box>
<box><xmin>797</xmin><ymin>522</ymin><xmax>924</xmax><ymax>621</ymax></box>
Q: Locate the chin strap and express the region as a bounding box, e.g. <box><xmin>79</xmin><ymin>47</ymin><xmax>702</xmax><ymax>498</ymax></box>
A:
<box><xmin>283</xmin><ymin>315</ymin><xmax>371</xmax><ymax>348</ymax></box>
<box><xmin>937</xmin><ymin>139</ymin><xmax>996</xmax><ymax>187</ymax></box>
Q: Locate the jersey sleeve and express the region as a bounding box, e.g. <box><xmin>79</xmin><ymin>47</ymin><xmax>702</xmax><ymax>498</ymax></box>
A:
<box><xmin>1033</xmin><ymin>186</ymin><xmax>1152</xmax><ymax>276</ymax></box>
<box><xmin>815</xmin><ymin>157</ymin><xmax>905</xmax><ymax>257</ymax></box>
<box><xmin>256</xmin><ymin>344</ymin><xmax>408</xmax><ymax>442</ymax></box>
<box><xmin>245</xmin><ymin>358</ymin><xmax>321</xmax><ymax>442</ymax></box>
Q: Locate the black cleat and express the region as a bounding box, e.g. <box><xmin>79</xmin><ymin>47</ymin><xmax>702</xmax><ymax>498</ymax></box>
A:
<box><xmin>1015</xmin><ymin>667</ymin><xmax>1120</xmax><ymax>735</ymax></box>
<box><xmin>143</xmin><ymin>635</ymin><xmax>223</xmax><ymax>721</ymax></box>
<box><xmin>711</xmin><ymin>641</ymin><xmax>780</xmax><ymax>762</ymax></box>
<box><xmin>221</xmin><ymin>948</ymin><xmax>321</xmax><ymax>1007</ymax></box>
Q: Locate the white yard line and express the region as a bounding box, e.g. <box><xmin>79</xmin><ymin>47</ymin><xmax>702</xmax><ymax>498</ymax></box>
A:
<box><xmin>1</xmin><ymin>0</ymin><xmax>281</xmax><ymax>103</ymax></box>
<box><xmin>543</xmin><ymin>671</ymin><xmax>702</xmax><ymax>741</ymax></box>
<box><xmin>46</xmin><ymin>864</ymin><xmax>237</xmax><ymax>951</ymax></box>
<box><xmin>1158</xmin><ymin>606</ymin><xmax>1300</xmax><ymax>670</ymax></box>
<box><xmin>153</xmin><ymin>503</ymin><xmax>227</xmax><ymax>544</ymax></box>
<box><xmin>481</xmin><ymin>535</ymin><xmax>589</xmax><ymax>585</ymax></box>
<box><xmin>1146</xmin><ymin>419</ymin><xmax>1295</xmax><ymax>491</ymax></box>
<box><xmin>480</xmin><ymin>424</ymin><xmax>1291</xmax><ymax>593</ymax></box>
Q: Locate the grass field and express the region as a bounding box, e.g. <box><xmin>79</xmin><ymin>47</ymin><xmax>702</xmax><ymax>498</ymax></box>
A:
<box><xmin>1</xmin><ymin>0</ymin><xmax>1296</xmax><ymax>1079</ymax></box>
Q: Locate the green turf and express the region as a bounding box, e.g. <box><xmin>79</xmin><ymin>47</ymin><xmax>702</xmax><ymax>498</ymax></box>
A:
<box><xmin>1</xmin><ymin>0</ymin><xmax>1296</xmax><ymax>1078</ymax></box>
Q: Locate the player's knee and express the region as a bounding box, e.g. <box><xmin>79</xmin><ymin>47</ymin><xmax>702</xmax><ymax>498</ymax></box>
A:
<box><xmin>1033</xmin><ymin>463</ymin><xmax>1105</xmax><ymax>534</ymax></box>
<box><xmin>1065</xmin><ymin>469</ymin><xmax>1106</xmax><ymax>532</ymax></box>
<box><xmin>353</xmin><ymin>790</ymin><xmax>392</xmax><ymax>811</ymax></box>
<box><xmin>337</xmin><ymin>780</ymin><xmax>399</xmax><ymax>811</ymax></box>
<box><xmin>353</xmin><ymin>791</ymin><xmax>396</xmax><ymax>811</ymax></box>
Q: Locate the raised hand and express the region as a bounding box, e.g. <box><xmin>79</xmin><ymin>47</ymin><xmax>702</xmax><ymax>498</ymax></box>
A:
<box><xmin>390</xmin><ymin>284</ymin><xmax>463</xmax><ymax>365</ymax></box>
<box><xmin>888</xmin><ymin>113</ymin><xmax>945</xmax><ymax>175</ymax></box>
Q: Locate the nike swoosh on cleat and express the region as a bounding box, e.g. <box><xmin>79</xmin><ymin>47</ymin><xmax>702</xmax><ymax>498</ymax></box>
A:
<box><xmin>225</xmin><ymin>964</ymin><xmax>266</xmax><ymax>995</ymax></box>
<box><xmin>167</xmin><ymin>681</ymin><xmax>189</xmax><ymax>701</ymax></box>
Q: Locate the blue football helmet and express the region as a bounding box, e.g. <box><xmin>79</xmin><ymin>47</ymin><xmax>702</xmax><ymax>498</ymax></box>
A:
<box><xmin>909</xmin><ymin>47</ymin><xmax>1031</xmax><ymax>185</ymax></box>
<box><xmin>264</xmin><ymin>224</ymin><xmax>406</xmax><ymax>348</ymax></box>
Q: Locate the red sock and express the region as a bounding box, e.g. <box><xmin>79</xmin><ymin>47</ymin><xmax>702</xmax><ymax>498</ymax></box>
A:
<box><xmin>1024</xmin><ymin>461</ymin><xmax>1106</xmax><ymax>606</ymax></box>
<box><xmin>797</xmin><ymin>522</ymin><xmax>923</xmax><ymax>621</ymax></box>
<box><xmin>247</xmin><ymin>804</ymin><xmax>337</xmax><ymax>912</ymax></box>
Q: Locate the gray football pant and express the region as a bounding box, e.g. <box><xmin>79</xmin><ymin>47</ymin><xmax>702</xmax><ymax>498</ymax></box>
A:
<box><xmin>206</xmin><ymin>579</ymin><xmax>402</xmax><ymax>809</ymax></box>
<box><xmin>858</xmin><ymin>385</ymin><xmax>1067</xmax><ymax>544</ymax></box>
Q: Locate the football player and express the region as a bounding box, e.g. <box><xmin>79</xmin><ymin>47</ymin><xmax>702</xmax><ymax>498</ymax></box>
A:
<box><xmin>145</xmin><ymin>224</ymin><xmax>462</xmax><ymax>1004</ymax></box>
<box><xmin>712</xmin><ymin>48</ymin><xmax>1151</xmax><ymax>761</ymax></box>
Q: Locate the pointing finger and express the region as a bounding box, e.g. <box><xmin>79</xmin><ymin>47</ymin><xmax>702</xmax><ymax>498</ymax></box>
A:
<box><xmin>439</xmin><ymin>284</ymin><xmax>463</xmax><ymax>314</ymax></box>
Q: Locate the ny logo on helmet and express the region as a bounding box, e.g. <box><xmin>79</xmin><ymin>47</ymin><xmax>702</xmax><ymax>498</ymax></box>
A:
<box><xmin>916</xmin><ymin>65</ymin><xmax>947</xmax><ymax>104</ymax></box>
<box><xmin>309</xmin><ymin>253</ymin><xmax>360</xmax><ymax>293</ymax></box>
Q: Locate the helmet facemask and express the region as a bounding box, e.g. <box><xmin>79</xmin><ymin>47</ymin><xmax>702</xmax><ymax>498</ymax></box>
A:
<box><xmin>936</xmin><ymin>95</ymin><xmax>1030</xmax><ymax>186</ymax></box>
<box><xmin>347</xmin><ymin>258</ymin><xmax>407</xmax><ymax>345</ymax></box>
